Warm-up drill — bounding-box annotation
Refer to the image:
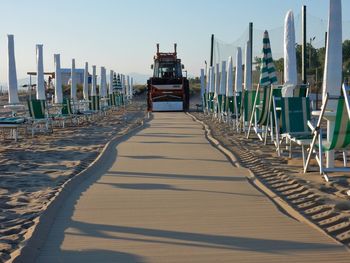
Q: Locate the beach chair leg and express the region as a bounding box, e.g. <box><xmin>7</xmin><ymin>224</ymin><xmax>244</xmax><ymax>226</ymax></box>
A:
<box><xmin>304</xmin><ymin>131</ymin><xmax>319</xmax><ymax>173</ymax></box>
<box><xmin>301</xmin><ymin>145</ymin><xmax>306</xmax><ymax>168</ymax></box>
<box><xmin>318</xmin><ymin>130</ymin><xmax>324</xmax><ymax>175</ymax></box>
<box><xmin>289</xmin><ymin>140</ymin><xmax>292</xmax><ymax>158</ymax></box>
<box><xmin>343</xmin><ymin>151</ymin><xmax>347</xmax><ymax>167</ymax></box>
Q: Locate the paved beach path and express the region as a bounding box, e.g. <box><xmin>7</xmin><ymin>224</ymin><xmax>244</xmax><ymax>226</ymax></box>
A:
<box><xmin>35</xmin><ymin>113</ymin><xmax>349</xmax><ymax>262</ymax></box>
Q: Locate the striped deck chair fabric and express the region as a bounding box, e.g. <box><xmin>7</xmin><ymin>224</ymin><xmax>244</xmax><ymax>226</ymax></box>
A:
<box><xmin>89</xmin><ymin>95</ymin><xmax>100</xmax><ymax>111</ymax></box>
<box><xmin>322</xmin><ymin>98</ymin><xmax>350</xmax><ymax>151</ymax></box>
<box><xmin>281</xmin><ymin>97</ymin><xmax>311</xmax><ymax>136</ymax></box>
<box><xmin>27</xmin><ymin>99</ymin><xmax>46</xmax><ymax>119</ymax></box>
<box><xmin>243</xmin><ymin>90</ymin><xmax>259</xmax><ymax>122</ymax></box>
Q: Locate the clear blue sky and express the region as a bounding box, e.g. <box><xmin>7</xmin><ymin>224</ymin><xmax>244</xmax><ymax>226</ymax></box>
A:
<box><xmin>0</xmin><ymin>0</ymin><xmax>349</xmax><ymax>84</ymax></box>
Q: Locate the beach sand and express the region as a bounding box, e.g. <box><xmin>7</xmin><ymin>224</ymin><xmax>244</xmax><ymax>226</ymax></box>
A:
<box><xmin>0</xmin><ymin>96</ymin><xmax>146</xmax><ymax>262</ymax></box>
<box><xmin>192</xmin><ymin>110</ymin><xmax>350</xmax><ymax>248</ymax></box>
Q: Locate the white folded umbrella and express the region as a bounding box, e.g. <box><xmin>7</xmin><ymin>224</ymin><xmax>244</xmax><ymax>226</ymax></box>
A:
<box><xmin>100</xmin><ymin>67</ymin><xmax>107</xmax><ymax>97</ymax></box>
<box><xmin>235</xmin><ymin>47</ymin><xmax>243</xmax><ymax>93</ymax></box>
<box><xmin>7</xmin><ymin>34</ymin><xmax>20</xmax><ymax>104</ymax></box>
<box><xmin>244</xmin><ymin>41</ymin><xmax>252</xmax><ymax>91</ymax></box>
<box><xmin>91</xmin><ymin>65</ymin><xmax>97</xmax><ymax>96</ymax></box>
<box><xmin>200</xmin><ymin>68</ymin><xmax>205</xmax><ymax>98</ymax></box>
<box><xmin>71</xmin><ymin>59</ymin><xmax>77</xmax><ymax>100</ymax></box>
<box><xmin>226</xmin><ymin>56</ymin><xmax>233</xmax><ymax>97</ymax></box>
<box><xmin>214</xmin><ymin>63</ymin><xmax>220</xmax><ymax>97</ymax></box>
<box><xmin>130</xmin><ymin>77</ymin><xmax>134</xmax><ymax>99</ymax></box>
<box><xmin>282</xmin><ymin>10</ymin><xmax>298</xmax><ymax>97</ymax></box>
<box><xmin>83</xmin><ymin>62</ymin><xmax>89</xmax><ymax>100</ymax></box>
<box><xmin>36</xmin><ymin>44</ymin><xmax>45</xmax><ymax>100</ymax></box>
<box><xmin>109</xmin><ymin>70</ymin><xmax>114</xmax><ymax>94</ymax></box>
<box><xmin>219</xmin><ymin>61</ymin><xmax>227</xmax><ymax>95</ymax></box>
<box><xmin>322</xmin><ymin>0</ymin><xmax>342</xmax><ymax>110</ymax></box>
<box><xmin>54</xmin><ymin>54</ymin><xmax>63</xmax><ymax>104</ymax></box>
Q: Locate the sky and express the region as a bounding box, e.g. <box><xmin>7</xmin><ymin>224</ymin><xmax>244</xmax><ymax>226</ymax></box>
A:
<box><xmin>0</xmin><ymin>0</ymin><xmax>349</xmax><ymax>85</ymax></box>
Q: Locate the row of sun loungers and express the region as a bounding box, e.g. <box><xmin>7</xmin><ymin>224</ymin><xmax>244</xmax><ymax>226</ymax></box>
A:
<box><xmin>0</xmin><ymin>93</ymin><xmax>125</xmax><ymax>141</ymax></box>
<box><xmin>203</xmin><ymin>83</ymin><xmax>350</xmax><ymax>181</ymax></box>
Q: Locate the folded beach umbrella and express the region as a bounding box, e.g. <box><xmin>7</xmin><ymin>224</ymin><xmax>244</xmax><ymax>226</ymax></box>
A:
<box><xmin>200</xmin><ymin>68</ymin><xmax>205</xmax><ymax>103</ymax></box>
<box><xmin>7</xmin><ymin>34</ymin><xmax>20</xmax><ymax>104</ymax></box>
<box><xmin>54</xmin><ymin>54</ymin><xmax>63</xmax><ymax>104</ymax></box>
<box><xmin>218</xmin><ymin>61</ymin><xmax>226</xmax><ymax>114</ymax></box>
<box><xmin>235</xmin><ymin>47</ymin><xmax>243</xmax><ymax>93</ymax></box>
<box><xmin>91</xmin><ymin>65</ymin><xmax>97</xmax><ymax>96</ymax></box>
<box><xmin>109</xmin><ymin>70</ymin><xmax>114</xmax><ymax>94</ymax></box>
<box><xmin>244</xmin><ymin>41</ymin><xmax>252</xmax><ymax>91</ymax></box>
<box><xmin>282</xmin><ymin>10</ymin><xmax>297</xmax><ymax>97</ymax></box>
<box><xmin>83</xmin><ymin>62</ymin><xmax>89</xmax><ymax>100</ymax></box>
<box><xmin>100</xmin><ymin>67</ymin><xmax>107</xmax><ymax>97</ymax></box>
<box><xmin>71</xmin><ymin>59</ymin><xmax>77</xmax><ymax>101</ymax></box>
<box><xmin>322</xmin><ymin>0</ymin><xmax>342</xmax><ymax>110</ymax></box>
<box><xmin>36</xmin><ymin>44</ymin><xmax>45</xmax><ymax>100</ymax></box>
<box><xmin>226</xmin><ymin>56</ymin><xmax>234</xmax><ymax>113</ymax></box>
<box><xmin>259</xmin><ymin>30</ymin><xmax>278</xmax><ymax>87</ymax></box>
<box><xmin>130</xmin><ymin>77</ymin><xmax>134</xmax><ymax>99</ymax></box>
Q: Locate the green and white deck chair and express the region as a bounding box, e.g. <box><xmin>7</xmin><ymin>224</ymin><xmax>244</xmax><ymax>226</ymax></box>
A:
<box><xmin>304</xmin><ymin>91</ymin><xmax>350</xmax><ymax>178</ymax></box>
<box><xmin>207</xmin><ymin>92</ymin><xmax>215</xmax><ymax>113</ymax></box>
<box><xmin>241</xmin><ymin>90</ymin><xmax>260</xmax><ymax>134</ymax></box>
<box><xmin>89</xmin><ymin>95</ymin><xmax>100</xmax><ymax>112</ymax></box>
<box><xmin>0</xmin><ymin>117</ymin><xmax>26</xmax><ymax>142</ymax></box>
<box><xmin>273</xmin><ymin>97</ymin><xmax>312</xmax><ymax>159</ymax></box>
<box><xmin>229</xmin><ymin>92</ymin><xmax>242</xmax><ymax>131</ymax></box>
<box><xmin>108</xmin><ymin>93</ymin><xmax>116</xmax><ymax>108</ymax></box>
<box><xmin>27</xmin><ymin>99</ymin><xmax>52</xmax><ymax>136</ymax></box>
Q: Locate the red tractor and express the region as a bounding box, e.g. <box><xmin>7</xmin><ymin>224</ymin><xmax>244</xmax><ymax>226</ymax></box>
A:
<box><xmin>147</xmin><ymin>44</ymin><xmax>189</xmax><ymax>112</ymax></box>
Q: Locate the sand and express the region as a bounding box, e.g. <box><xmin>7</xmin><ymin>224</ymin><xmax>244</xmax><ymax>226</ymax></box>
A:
<box><xmin>192</xmin><ymin>110</ymin><xmax>350</xmax><ymax>248</ymax></box>
<box><xmin>30</xmin><ymin>112</ymin><xmax>349</xmax><ymax>262</ymax></box>
<box><xmin>0</xmin><ymin>96</ymin><xmax>146</xmax><ymax>262</ymax></box>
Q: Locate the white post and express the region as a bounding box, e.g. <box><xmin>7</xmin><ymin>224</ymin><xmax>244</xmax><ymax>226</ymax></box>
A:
<box><xmin>54</xmin><ymin>54</ymin><xmax>63</xmax><ymax>104</ymax></box>
<box><xmin>322</xmin><ymin>0</ymin><xmax>342</xmax><ymax>168</ymax></box>
<box><xmin>7</xmin><ymin>34</ymin><xmax>19</xmax><ymax>104</ymax></box>
<box><xmin>71</xmin><ymin>59</ymin><xmax>77</xmax><ymax>101</ymax></box>
<box><xmin>83</xmin><ymin>62</ymin><xmax>89</xmax><ymax>100</ymax></box>
<box><xmin>244</xmin><ymin>41</ymin><xmax>252</xmax><ymax>90</ymax></box>
<box><xmin>91</xmin><ymin>65</ymin><xmax>97</xmax><ymax>96</ymax></box>
<box><xmin>36</xmin><ymin>44</ymin><xmax>45</xmax><ymax>100</ymax></box>
<box><xmin>235</xmin><ymin>47</ymin><xmax>243</xmax><ymax>93</ymax></box>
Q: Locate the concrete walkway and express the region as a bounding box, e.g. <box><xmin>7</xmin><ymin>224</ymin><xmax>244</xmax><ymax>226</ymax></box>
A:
<box><xmin>36</xmin><ymin>113</ymin><xmax>349</xmax><ymax>263</ymax></box>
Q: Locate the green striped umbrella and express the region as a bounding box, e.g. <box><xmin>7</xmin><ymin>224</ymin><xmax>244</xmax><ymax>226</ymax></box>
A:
<box><xmin>259</xmin><ymin>30</ymin><xmax>277</xmax><ymax>87</ymax></box>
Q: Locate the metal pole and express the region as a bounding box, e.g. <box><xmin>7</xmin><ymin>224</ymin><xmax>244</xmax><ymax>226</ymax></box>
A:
<box><xmin>249</xmin><ymin>22</ymin><xmax>253</xmax><ymax>83</ymax></box>
<box><xmin>210</xmin><ymin>34</ymin><xmax>214</xmax><ymax>67</ymax></box>
<box><xmin>302</xmin><ymin>5</ymin><xmax>307</xmax><ymax>84</ymax></box>
<box><xmin>325</xmin><ymin>31</ymin><xmax>328</xmax><ymax>48</ymax></box>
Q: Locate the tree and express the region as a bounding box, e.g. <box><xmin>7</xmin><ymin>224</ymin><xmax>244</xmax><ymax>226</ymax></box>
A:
<box><xmin>274</xmin><ymin>58</ymin><xmax>284</xmax><ymax>73</ymax></box>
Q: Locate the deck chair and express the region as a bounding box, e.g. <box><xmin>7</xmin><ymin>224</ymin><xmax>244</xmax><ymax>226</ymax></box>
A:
<box><xmin>247</xmin><ymin>85</ymin><xmax>281</xmax><ymax>141</ymax></box>
<box><xmin>241</xmin><ymin>90</ymin><xmax>260</xmax><ymax>134</ymax></box>
<box><xmin>304</xmin><ymin>89</ymin><xmax>350</xmax><ymax>179</ymax></box>
<box><xmin>89</xmin><ymin>95</ymin><xmax>100</xmax><ymax>111</ymax></box>
<box><xmin>273</xmin><ymin>97</ymin><xmax>312</xmax><ymax>159</ymax></box>
<box><xmin>293</xmin><ymin>84</ymin><xmax>309</xmax><ymax>97</ymax></box>
<box><xmin>0</xmin><ymin>117</ymin><xmax>26</xmax><ymax>142</ymax></box>
<box><xmin>207</xmin><ymin>92</ymin><xmax>215</xmax><ymax>113</ymax></box>
<box><xmin>27</xmin><ymin>99</ymin><xmax>52</xmax><ymax>136</ymax></box>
